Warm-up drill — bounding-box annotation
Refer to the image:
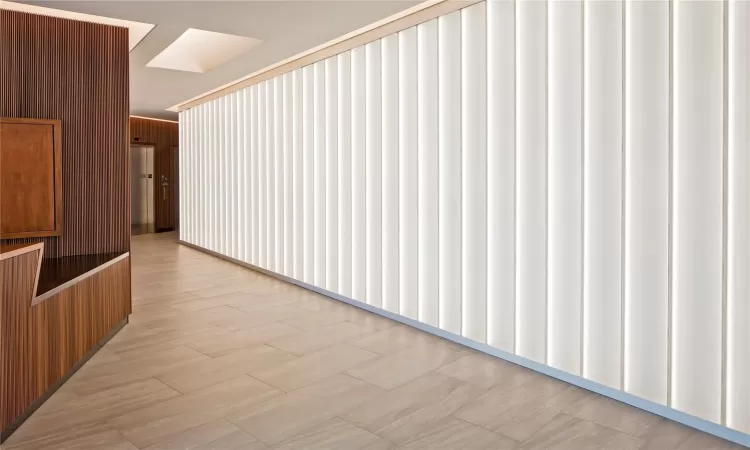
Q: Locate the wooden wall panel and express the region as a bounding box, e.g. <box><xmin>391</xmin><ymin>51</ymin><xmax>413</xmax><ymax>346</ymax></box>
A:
<box><xmin>0</xmin><ymin>10</ymin><xmax>130</xmax><ymax>257</ymax></box>
<box><xmin>0</xmin><ymin>249</ymin><xmax>40</xmax><ymax>433</ymax></box>
<box><xmin>129</xmin><ymin>117</ymin><xmax>179</xmax><ymax>231</ymax></box>
<box><xmin>0</xmin><ymin>255</ymin><xmax>131</xmax><ymax>432</ymax></box>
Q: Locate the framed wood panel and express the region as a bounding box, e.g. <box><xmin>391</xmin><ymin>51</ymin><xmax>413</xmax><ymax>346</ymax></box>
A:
<box><xmin>0</xmin><ymin>117</ymin><xmax>63</xmax><ymax>239</ymax></box>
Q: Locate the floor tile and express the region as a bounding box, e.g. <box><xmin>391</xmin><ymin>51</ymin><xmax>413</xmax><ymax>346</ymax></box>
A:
<box><xmin>518</xmin><ymin>414</ymin><xmax>643</xmax><ymax>450</ymax></box>
<box><xmin>455</xmin><ymin>375</ymin><xmax>589</xmax><ymax>442</ymax></box>
<box><xmin>343</xmin><ymin>372</ymin><xmax>486</xmax><ymax>444</ymax></box>
<box><xmin>268</xmin><ymin>321</ymin><xmax>377</xmax><ymax>355</ymax></box>
<box><xmin>228</xmin><ymin>373</ymin><xmax>384</xmax><ymax>445</ymax></box>
<box><xmin>157</xmin><ymin>345</ymin><xmax>298</xmax><ymax>393</ymax></box>
<box><xmin>188</xmin><ymin>322</ymin><xmax>302</xmax><ymax>357</ymax></box>
<box><xmin>438</xmin><ymin>352</ymin><xmax>534</xmax><ymax>389</ymax></box>
<box><xmin>253</xmin><ymin>344</ymin><xmax>379</xmax><ymax>391</ymax></box>
<box><xmin>108</xmin><ymin>375</ymin><xmax>282</xmax><ymax>448</ymax></box>
<box><xmin>564</xmin><ymin>391</ymin><xmax>661</xmax><ymax>437</ymax></box>
<box><xmin>67</xmin><ymin>346</ymin><xmax>211</xmax><ymax>395</ymax></box>
<box><xmin>398</xmin><ymin>416</ymin><xmax>518</xmax><ymax>449</ymax></box>
<box><xmin>142</xmin><ymin>419</ymin><xmax>267</xmax><ymax>450</ymax></box>
<box><xmin>349</xmin><ymin>325</ymin><xmax>443</xmax><ymax>355</ymax></box>
<box><xmin>270</xmin><ymin>418</ymin><xmax>393</xmax><ymax>450</ymax></box>
<box><xmin>346</xmin><ymin>342</ymin><xmax>468</xmax><ymax>390</ymax></box>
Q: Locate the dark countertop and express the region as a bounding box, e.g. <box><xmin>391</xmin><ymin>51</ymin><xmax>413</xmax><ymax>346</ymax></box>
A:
<box><xmin>36</xmin><ymin>252</ymin><xmax>126</xmax><ymax>297</ymax></box>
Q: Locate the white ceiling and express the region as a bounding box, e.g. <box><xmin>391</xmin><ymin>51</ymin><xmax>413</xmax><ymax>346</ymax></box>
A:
<box><xmin>14</xmin><ymin>1</ymin><xmax>418</xmax><ymax>120</ymax></box>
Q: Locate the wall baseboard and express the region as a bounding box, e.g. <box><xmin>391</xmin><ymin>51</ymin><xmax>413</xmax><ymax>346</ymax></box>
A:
<box><xmin>180</xmin><ymin>240</ymin><xmax>750</xmax><ymax>448</ymax></box>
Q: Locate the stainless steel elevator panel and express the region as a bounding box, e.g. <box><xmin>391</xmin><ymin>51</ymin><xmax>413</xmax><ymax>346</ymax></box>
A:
<box><xmin>130</xmin><ymin>145</ymin><xmax>155</xmax><ymax>235</ymax></box>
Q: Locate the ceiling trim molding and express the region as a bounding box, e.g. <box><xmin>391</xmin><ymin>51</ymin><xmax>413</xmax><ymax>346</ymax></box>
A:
<box><xmin>170</xmin><ymin>0</ymin><xmax>478</xmax><ymax>113</ymax></box>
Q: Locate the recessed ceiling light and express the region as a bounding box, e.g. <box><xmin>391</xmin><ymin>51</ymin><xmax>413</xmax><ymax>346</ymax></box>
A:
<box><xmin>1</xmin><ymin>1</ymin><xmax>155</xmax><ymax>52</ymax></box>
<box><xmin>146</xmin><ymin>28</ymin><xmax>262</xmax><ymax>74</ymax></box>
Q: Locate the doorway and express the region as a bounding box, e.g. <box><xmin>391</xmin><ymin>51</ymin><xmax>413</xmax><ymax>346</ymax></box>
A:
<box><xmin>130</xmin><ymin>144</ymin><xmax>155</xmax><ymax>235</ymax></box>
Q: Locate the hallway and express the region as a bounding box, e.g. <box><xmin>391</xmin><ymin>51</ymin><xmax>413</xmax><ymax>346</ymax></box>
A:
<box><xmin>3</xmin><ymin>233</ymin><xmax>743</xmax><ymax>450</ymax></box>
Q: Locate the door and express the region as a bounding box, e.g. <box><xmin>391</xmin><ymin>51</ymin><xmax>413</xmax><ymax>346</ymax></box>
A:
<box><xmin>130</xmin><ymin>145</ymin><xmax>155</xmax><ymax>235</ymax></box>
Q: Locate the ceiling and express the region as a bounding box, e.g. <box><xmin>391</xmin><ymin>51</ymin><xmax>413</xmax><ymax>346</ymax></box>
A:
<box><xmin>14</xmin><ymin>1</ymin><xmax>418</xmax><ymax>121</ymax></box>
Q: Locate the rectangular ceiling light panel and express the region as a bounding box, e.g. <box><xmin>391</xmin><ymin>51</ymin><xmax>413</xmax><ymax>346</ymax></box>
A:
<box><xmin>147</xmin><ymin>28</ymin><xmax>262</xmax><ymax>73</ymax></box>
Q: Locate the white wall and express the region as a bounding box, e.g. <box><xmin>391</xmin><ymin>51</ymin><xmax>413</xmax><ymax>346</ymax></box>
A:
<box><xmin>180</xmin><ymin>0</ymin><xmax>750</xmax><ymax>437</ymax></box>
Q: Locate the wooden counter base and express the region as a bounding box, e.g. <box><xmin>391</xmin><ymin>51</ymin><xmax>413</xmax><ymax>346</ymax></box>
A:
<box><xmin>0</xmin><ymin>244</ymin><xmax>131</xmax><ymax>442</ymax></box>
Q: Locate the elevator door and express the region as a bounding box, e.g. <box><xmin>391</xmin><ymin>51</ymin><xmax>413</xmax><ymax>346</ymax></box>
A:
<box><xmin>131</xmin><ymin>145</ymin><xmax>155</xmax><ymax>235</ymax></box>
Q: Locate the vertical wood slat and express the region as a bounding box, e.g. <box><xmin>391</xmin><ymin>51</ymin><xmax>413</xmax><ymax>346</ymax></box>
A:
<box><xmin>1</xmin><ymin>10</ymin><xmax>129</xmax><ymax>257</ymax></box>
<box><xmin>0</xmin><ymin>254</ymin><xmax>131</xmax><ymax>433</ymax></box>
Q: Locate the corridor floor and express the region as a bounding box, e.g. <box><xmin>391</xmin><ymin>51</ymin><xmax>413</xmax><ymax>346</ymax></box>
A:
<box><xmin>4</xmin><ymin>233</ymin><xmax>744</xmax><ymax>450</ymax></box>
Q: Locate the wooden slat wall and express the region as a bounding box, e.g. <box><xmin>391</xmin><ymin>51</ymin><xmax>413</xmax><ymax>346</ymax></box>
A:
<box><xmin>0</xmin><ymin>10</ymin><xmax>130</xmax><ymax>257</ymax></box>
<box><xmin>129</xmin><ymin>117</ymin><xmax>179</xmax><ymax>231</ymax></box>
<box><xmin>0</xmin><ymin>255</ymin><xmax>131</xmax><ymax>432</ymax></box>
<box><xmin>0</xmin><ymin>249</ymin><xmax>40</xmax><ymax>432</ymax></box>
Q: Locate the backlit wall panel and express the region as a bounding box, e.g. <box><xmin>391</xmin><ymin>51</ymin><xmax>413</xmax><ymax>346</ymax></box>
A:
<box><xmin>181</xmin><ymin>0</ymin><xmax>750</xmax><ymax>436</ymax></box>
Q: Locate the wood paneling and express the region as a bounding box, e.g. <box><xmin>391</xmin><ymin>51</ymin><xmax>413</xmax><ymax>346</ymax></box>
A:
<box><xmin>0</xmin><ymin>248</ymin><xmax>41</xmax><ymax>432</ymax></box>
<box><xmin>0</xmin><ymin>10</ymin><xmax>129</xmax><ymax>257</ymax></box>
<box><xmin>0</xmin><ymin>118</ymin><xmax>63</xmax><ymax>239</ymax></box>
<box><xmin>0</xmin><ymin>254</ymin><xmax>131</xmax><ymax>433</ymax></box>
<box><xmin>129</xmin><ymin>117</ymin><xmax>179</xmax><ymax>231</ymax></box>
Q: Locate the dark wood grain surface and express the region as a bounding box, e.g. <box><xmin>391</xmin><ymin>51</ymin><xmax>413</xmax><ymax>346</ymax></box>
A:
<box><xmin>0</xmin><ymin>9</ymin><xmax>129</xmax><ymax>257</ymax></box>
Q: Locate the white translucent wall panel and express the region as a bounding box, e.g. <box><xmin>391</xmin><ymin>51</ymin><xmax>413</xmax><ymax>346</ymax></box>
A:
<box><xmin>382</xmin><ymin>34</ymin><xmax>400</xmax><ymax>314</ymax></box>
<box><xmin>438</xmin><ymin>10</ymin><xmax>461</xmax><ymax>335</ymax></box>
<box><xmin>325</xmin><ymin>57</ymin><xmax>339</xmax><ymax>292</ymax></box>
<box><xmin>516</xmin><ymin>0</ymin><xmax>547</xmax><ymax>363</ymax></box>
<box><xmin>180</xmin><ymin>0</ymin><xmax>750</xmax><ymax>437</ymax></box>
<box><xmin>461</xmin><ymin>2</ymin><xmax>487</xmax><ymax>343</ymax></box>
<box><xmin>728</xmin><ymin>0</ymin><xmax>750</xmax><ymax>434</ymax></box>
<box><xmin>236</xmin><ymin>91</ymin><xmax>245</xmax><ymax>262</ymax></box>
<box><xmin>672</xmin><ymin>0</ymin><xmax>724</xmax><ymax>423</ymax></box>
<box><xmin>267</xmin><ymin>81</ymin><xmax>276</xmax><ymax>270</ymax></box>
<box><xmin>234</xmin><ymin>92</ymin><xmax>241</xmax><ymax>260</ymax></box>
<box><xmin>302</xmin><ymin>67</ymin><xmax>315</xmax><ymax>284</ymax></box>
<box><xmin>547</xmin><ymin>0</ymin><xmax>582</xmax><ymax>374</ymax></box>
<box><xmin>274</xmin><ymin>79</ymin><xmax>284</xmax><ymax>273</ymax></box>
<box><xmin>351</xmin><ymin>46</ymin><xmax>367</xmax><ymax>303</ymax></box>
<box><xmin>258</xmin><ymin>82</ymin><xmax>268</xmax><ymax>266</ymax></box>
<box><xmin>398</xmin><ymin>27</ymin><xmax>419</xmax><ymax>321</ymax></box>
<box><xmin>366</xmin><ymin>40</ymin><xmax>383</xmax><ymax>308</ymax></box>
<box><xmin>314</xmin><ymin>61</ymin><xmax>326</xmax><ymax>287</ymax></box>
<box><xmin>418</xmin><ymin>19</ymin><xmax>439</xmax><ymax>327</ymax></box>
<box><xmin>487</xmin><ymin>0</ymin><xmax>516</xmax><ymax>353</ymax></box>
<box><xmin>251</xmin><ymin>86</ymin><xmax>260</xmax><ymax>265</ymax></box>
<box><xmin>583</xmin><ymin>0</ymin><xmax>623</xmax><ymax>389</ymax></box>
<box><xmin>292</xmin><ymin>70</ymin><xmax>304</xmax><ymax>279</ymax></box>
<box><xmin>220</xmin><ymin>96</ymin><xmax>228</xmax><ymax>255</ymax></box>
<box><xmin>283</xmin><ymin>73</ymin><xmax>294</xmax><ymax>276</ymax></box>
<box><xmin>244</xmin><ymin>88</ymin><xmax>253</xmax><ymax>263</ymax></box>
<box><xmin>338</xmin><ymin>52</ymin><xmax>353</xmax><ymax>297</ymax></box>
<box><xmin>624</xmin><ymin>0</ymin><xmax>669</xmax><ymax>405</ymax></box>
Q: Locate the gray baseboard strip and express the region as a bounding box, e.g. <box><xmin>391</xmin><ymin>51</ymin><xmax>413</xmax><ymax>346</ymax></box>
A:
<box><xmin>180</xmin><ymin>240</ymin><xmax>750</xmax><ymax>448</ymax></box>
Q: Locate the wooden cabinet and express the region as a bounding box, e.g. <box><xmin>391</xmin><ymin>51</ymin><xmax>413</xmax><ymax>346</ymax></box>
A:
<box><xmin>0</xmin><ymin>117</ymin><xmax>63</xmax><ymax>239</ymax></box>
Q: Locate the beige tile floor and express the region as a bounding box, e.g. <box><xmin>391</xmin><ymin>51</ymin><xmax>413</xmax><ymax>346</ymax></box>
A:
<box><xmin>4</xmin><ymin>232</ymin><xmax>745</xmax><ymax>450</ymax></box>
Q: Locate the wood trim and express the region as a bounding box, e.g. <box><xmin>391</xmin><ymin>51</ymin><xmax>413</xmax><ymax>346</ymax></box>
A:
<box><xmin>0</xmin><ymin>117</ymin><xmax>63</xmax><ymax>239</ymax></box>
<box><xmin>173</xmin><ymin>0</ymin><xmax>478</xmax><ymax>112</ymax></box>
<box><xmin>0</xmin><ymin>243</ymin><xmax>43</xmax><ymax>304</ymax></box>
<box><xmin>0</xmin><ymin>242</ymin><xmax>44</xmax><ymax>261</ymax></box>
